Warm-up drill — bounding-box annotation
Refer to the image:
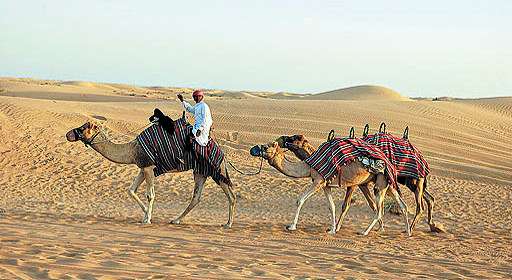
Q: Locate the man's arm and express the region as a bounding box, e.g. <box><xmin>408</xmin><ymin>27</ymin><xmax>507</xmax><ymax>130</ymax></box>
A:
<box><xmin>178</xmin><ymin>94</ymin><xmax>195</xmax><ymax>114</ymax></box>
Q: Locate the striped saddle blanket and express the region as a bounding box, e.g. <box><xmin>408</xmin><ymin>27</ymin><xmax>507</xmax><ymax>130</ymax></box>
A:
<box><xmin>136</xmin><ymin>116</ymin><xmax>227</xmax><ymax>184</ymax></box>
<box><xmin>304</xmin><ymin>137</ymin><xmax>397</xmax><ymax>188</ymax></box>
<box><xmin>363</xmin><ymin>133</ymin><xmax>430</xmax><ymax>179</ymax></box>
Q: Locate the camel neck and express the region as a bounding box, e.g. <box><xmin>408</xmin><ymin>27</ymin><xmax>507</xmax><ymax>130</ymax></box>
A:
<box><xmin>89</xmin><ymin>132</ymin><xmax>136</xmax><ymax>164</ymax></box>
<box><xmin>268</xmin><ymin>152</ymin><xmax>311</xmax><ymax>178</ymax></box>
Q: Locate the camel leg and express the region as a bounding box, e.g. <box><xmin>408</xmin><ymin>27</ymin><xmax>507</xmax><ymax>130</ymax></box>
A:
<box><xmin>218</xmin><ymin>181</ymin><xmax>236</xmax><ymax>229</ymax></box>
<box><xmin>128</xmin><ymin>169</ymin><xmax>147</xmax><ymax>221</ymax></box>
<box><xmin>362</xmin><ymin>176</ymin><xmax>388</xmax><ymax>236</ymax></box>
<box><xmin>142</xmin><ymin>167</ymin><xmax>156</xmax><ymax>224</ymax></box>
<box><xmin>335</xmin><ymin>186</ymin><xmax>355</xmax><ymax>232</ymax></box>
<box><xmin>358</xmin><ymin>184</ymin><xmax>384</xmax><ymax>231</ymax></box>
<box><xmin>286</xmin><ymin>179</ymin><xmax>323</xmax><ymax>231</ymax></box>
<box><xmin>323</xmin><ymin>187</ymin><xmax>336</xmax><ymax>234</ymax></box>
<box><xmin>423</xmin><ymin>189</ymin><xmax>444</xmax><ymax>233</ymax></box>
<box><xmin>409</xmin><ymin>178</ymin><xmax>425</xmax><ymax>233</ymax></box>
<box><xmin>388</xmin><ymin>186</ymin><xmax>411</xmax><ymax>236</ymax></box>
<box><xmin>170</xmin><ymin>173</ymin><xmax>207</xmax><ymax>225</ymax></box>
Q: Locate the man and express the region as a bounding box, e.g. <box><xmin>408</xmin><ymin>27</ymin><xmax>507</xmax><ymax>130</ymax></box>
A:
<box><xmin>177</xmin><ymin>90</ymin><xmax>212</xmax><ymax>146</ymax></box>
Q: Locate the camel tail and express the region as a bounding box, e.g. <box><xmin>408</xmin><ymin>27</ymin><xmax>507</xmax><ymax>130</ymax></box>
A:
<box><xmin>224</xmin><ymin>160</ymin><xmax>233</xmax><ymax>187</ymax></box>
<box><xmin>218</xmin><ymin>158</ymin><xmax>233</xmax><ymax>188</ymax></box>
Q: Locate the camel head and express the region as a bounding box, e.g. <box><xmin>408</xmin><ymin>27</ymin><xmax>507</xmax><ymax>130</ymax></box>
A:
<box><xmin>66</xmin><ymin>121</ymin><xmax>101</xmax><ymax>144</ymax></box>
<box><xmin>250</xmin><ymin>141</ymin><xmax>283</xmax><ymax>160</ymax></box>
<box><xmin>275</xmin><ymin>134</ymin><xmax>314</xmax><ymax>160</ymax></box>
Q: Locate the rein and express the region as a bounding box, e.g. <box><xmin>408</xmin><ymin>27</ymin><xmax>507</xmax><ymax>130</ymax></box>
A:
<box><xmin>80</xmin><ymin>122</ymin><xmax>154</xmax><ymax>147</ymax></box>
<box><xmin>227</xmin><ymin>157</ymin><xmax>264</xmax><ymax>176</ymax></box>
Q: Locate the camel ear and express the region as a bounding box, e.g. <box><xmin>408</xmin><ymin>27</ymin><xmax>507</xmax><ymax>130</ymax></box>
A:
<box><xmin>272</xmin><ymin>141</ymin><xmax>279</xmax><ymax>148</ymax></box>
<box><xmin>298</xmin><ymin>135</ymin><xmax>304</xmax><ymax>141</ymax></box>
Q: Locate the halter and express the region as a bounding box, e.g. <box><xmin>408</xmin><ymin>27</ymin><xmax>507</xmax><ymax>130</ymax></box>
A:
<box><xmin>73</xmin><ymin>127</ymin><xmax>102</xmax><ymax>147</ymax></box>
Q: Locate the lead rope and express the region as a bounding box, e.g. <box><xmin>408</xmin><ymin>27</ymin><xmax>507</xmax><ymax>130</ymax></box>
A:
<box><xmin>227</xmin><ymin>157</ymin><xmax>264</xmax><ymax>176</ymax></box>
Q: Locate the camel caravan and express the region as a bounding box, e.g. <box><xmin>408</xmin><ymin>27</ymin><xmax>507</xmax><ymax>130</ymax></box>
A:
<box><xmin>66</xmin><ymin>90</ymin><xmax>444</xmax><ymax>236</ymax></box>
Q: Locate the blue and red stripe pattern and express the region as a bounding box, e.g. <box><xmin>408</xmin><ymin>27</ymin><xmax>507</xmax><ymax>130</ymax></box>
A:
<box><xmin>304</xmin><ymin>137</ymin><xmax>398</xmax><ymax>188</ymax></box>
<box><xmin>137</xmin><ymin>116</ymin><xmax>194</xmax><ymax>176</ymax></box>
<box><xmin>363</xmin><ymin>133</ymin><xmax>430</xmax><ymax>179</ymax></box>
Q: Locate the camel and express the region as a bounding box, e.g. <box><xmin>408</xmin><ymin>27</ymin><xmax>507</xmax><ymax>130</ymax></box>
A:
<box><xmin>278</xmin><ymin>134</ymin><xmax>444</xmax><ymax>233</ymax></box>
<box><xmin>250</xmin><ymin>141</ymin><xmax>411</xmax><ymax>236</ymax></box>
<box><xmin>65</xmin><ymin>118</ymin><xmax>236</xmax><ymax>228</ymax></box>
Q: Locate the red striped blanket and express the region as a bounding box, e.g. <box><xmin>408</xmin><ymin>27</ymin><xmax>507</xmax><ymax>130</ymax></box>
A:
<box><xmin>193</xmin><ymin>139</ymin><xmax>226</xmax><ymax>184</ymax></box>
<box><xmin>363</xmin><ymin>133</ymin><xmax>430</xmax><ymax>179</ymax></box>
<box><xmin>304</xmin><ymin>137</ymin><xmax>398</xmax><ymax>188</ymax></box>
<box><xmin>136</xmin><ymin>115</ymin><xmax>228</xmax><ymax>184</ymax></box>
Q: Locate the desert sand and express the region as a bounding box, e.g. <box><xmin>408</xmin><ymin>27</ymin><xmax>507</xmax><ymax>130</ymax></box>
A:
<box><xmin>0</xmin><ymin>77</ymin><xmax>511</xmax><ymax>279</ymax></box>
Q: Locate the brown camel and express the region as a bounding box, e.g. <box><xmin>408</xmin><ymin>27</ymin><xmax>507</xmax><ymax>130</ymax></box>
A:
<box><xmin>250</xmin><ymin>141</ymin><xmax>411</xmax><ymax>236</ymax></box>
<box><xmin>278</xmin><ymin>134</ymin><xmax>444</xmax><ymax>234</ymax></box>
<box><xmin>65</xmin><ymin>121</ymin><xmax>236</xmax><ymax>228</ymax></box>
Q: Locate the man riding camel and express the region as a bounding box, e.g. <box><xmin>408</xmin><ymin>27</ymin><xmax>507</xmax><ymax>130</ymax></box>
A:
<box><xmin>177</xmin><ymin>90</ymin><xmax>212</xmax><ymax>146</ymax></box>
<box><xmin>176</xmin><ymin>90</ymin><xmax>229</xmax><ymax>185</ymax></box>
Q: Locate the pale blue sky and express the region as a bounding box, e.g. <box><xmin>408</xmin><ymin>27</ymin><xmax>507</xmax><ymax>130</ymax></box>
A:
<box><xmin>1</xmin><ymin>1</ymin><xmax>511</xmax><ymax>97</ymax></box>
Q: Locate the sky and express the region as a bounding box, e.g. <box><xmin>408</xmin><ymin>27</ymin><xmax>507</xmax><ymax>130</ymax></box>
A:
<box><xmin>1</xmin><ymin>1</ymin><xmax>511</xmax><ymax>98</ymax></box>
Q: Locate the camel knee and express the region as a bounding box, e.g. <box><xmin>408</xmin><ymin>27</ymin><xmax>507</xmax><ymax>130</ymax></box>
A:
<box><xmin>128</xmin><ymin>189</ymin><xmax>137</xmax><ymax>197</ymax></box>
<box><xmin>146</xmin><ymin>192</ymin><xmax>155</xmax><ymax>201</ymax></box>
<box><xmin>296</xmin><ymin>198</ymin><xmax>305</xmax><ymax>207</ymax></box>
<box><xmin>190</xmin><ymin>196</ymin><xmax>201</xmax><ymax>207</ymax></box>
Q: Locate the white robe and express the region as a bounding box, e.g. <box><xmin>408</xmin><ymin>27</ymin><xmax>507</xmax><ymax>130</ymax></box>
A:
<box><xmin>181</xmin><ymin>100</ymin><xmax>212</xmax><ymax>146</ymax></box>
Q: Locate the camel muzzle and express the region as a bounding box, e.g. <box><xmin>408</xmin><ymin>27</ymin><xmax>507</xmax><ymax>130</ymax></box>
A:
<box><xmin>66</xmin><ymin>129</ymin><xmax>79</xmax><ymax>142</ymax></box>
<box><xmin>249</xmin><ymin>145</ymin><xmax>262</xmax><ymax>157</ymax></box>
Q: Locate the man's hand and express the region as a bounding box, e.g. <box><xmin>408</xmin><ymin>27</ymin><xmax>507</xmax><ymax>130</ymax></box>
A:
<box><xmin>177</xmin><ymin>94</ymin><xmax>184</xmax><ymax>102</ymax></box>
<box><xmin>195</xmin><ymin>130</ymin><xmax>202</xmax><ymax>137</ymax></box>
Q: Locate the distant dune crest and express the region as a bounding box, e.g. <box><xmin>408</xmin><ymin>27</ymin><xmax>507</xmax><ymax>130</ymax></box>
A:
<box><xmin>304</xmin><ymin>85</ymin><xmax>410</xmax><ymax>101</ymax></box>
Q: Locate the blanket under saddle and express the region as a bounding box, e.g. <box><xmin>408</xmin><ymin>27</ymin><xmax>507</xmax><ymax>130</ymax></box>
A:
<box><xmin>363</xmin><ymin>133</ymin><xmax>430</xmax><ymax>179</ymax></box>
<box><xmin>304</xmin><ymin>137</ymin><xmax>398</xmax><ymax>188</ymax></box>
<box><xmin>136</xmin><ymin>116</ymin><xmax>227</xmax><ymax>184</ymax></box>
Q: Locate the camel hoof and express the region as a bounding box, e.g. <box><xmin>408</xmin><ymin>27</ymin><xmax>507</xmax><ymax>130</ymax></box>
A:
<box><xmin>358</xmin><ymin>231</ymin><xmax>369</xmax><ymax>236</ymax></box>
<box><xmin>142</xmin><ymin>220</ymin><xmax>151</xmax><ymax>225</ymax></box>
<box><xmin>222</xmin><ymin>223</ymin><xmax>232</xmax><ymax>229</ymax></box>
<box><xmin>326</xmin><ymin>229</ymin><xmax>336</xmax><ymax>235</ymax></box>
<box><xmin>286</xmin><ymin>225</ymin><xmax>297</xmax><ymax>231</ymax></box>
<box><xmin>170</xmin><ymin>219</ymin><xmax>181</xmax><ymax>225</ymax></box>
<box><xmin>429</xmin><ymin>223</ymin><xmax>446</xmax><ymax>233</ymax></box>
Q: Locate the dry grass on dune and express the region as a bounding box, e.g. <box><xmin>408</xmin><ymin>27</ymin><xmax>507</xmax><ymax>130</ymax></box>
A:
<box><xmin>0</xmin><ymin>78</ymin><xmax>511</xmax><ymax>279</ymax></box>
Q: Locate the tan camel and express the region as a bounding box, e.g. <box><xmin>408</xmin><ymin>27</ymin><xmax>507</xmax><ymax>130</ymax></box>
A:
<box><xmin>65</xmin><ymin>121</ymin><xmax>236</xmax><ymax>228</ymax></box>
<box><xmin>250</xmin><ymin>141</ymin><xmax>411</xmax><ymax>236</ymax></box>
<box><xmin>279</xmin><ymin>134</ymin><xmax>444</xmax><ymax>233</ymax></box>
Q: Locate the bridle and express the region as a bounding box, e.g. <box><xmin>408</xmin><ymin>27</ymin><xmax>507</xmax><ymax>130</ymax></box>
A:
<box><xmin>257</xmin><ymin>144</ymin><xmax>296</xmax><ymax>163</ymax></box>
<box><xmin>72</xmin><ymin>127</ymin><xmax>102</xmax><ymax>147</ymax></box>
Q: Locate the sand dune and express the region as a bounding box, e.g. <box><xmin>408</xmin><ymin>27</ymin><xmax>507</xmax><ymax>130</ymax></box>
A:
<box><xmin>303</xmin><ymin>85</ymin><xmax>411</xmax><ymax>101</ymax></box>
<box><xmin>1</xmin><ymin>78</ymin><xmax>511</xmax><ymax>278</ymax></box>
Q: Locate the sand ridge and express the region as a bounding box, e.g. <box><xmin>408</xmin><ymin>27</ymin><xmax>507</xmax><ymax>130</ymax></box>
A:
<box><xmin>0</xmin><ymin>78</ymin><xmax>511</xmax><ymax>279</ymax></box>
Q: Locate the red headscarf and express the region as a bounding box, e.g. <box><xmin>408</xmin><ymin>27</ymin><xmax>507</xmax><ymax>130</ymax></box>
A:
<box><xmin>192</xmin><ymin>90</ymin><xmax>204</xmax><ymax>98</ymax></box>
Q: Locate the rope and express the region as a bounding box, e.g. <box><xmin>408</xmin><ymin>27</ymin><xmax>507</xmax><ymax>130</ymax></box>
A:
<box><xmin>227</xmin><ymin>157</ymin><xmax>264</xmax><ymax>176</ymax></box>
<box><xmin>88</xmin><ymin>122</ymin><xmax>154</xmax><ymax>146</ymax></box>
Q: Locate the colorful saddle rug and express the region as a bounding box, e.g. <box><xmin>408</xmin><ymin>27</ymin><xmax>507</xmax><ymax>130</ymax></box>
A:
<box><xmin>136</xmin><ymin>115</ymin><xmax>228</xmax><ymax>184</ymax></box>
<box><xmin>304</xmin><ymin>137</ymin><xmax>398</xmax><ymax>188</ymax></box>
<box><xmin>193</xmin><ymin>140</ymin><xmax>226</xmax><ymax>184</ymax></box>
<box><xmin>363</xmin><ymin>133</ymin><xmax>430</xmax><ymax>179</ymax></box>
